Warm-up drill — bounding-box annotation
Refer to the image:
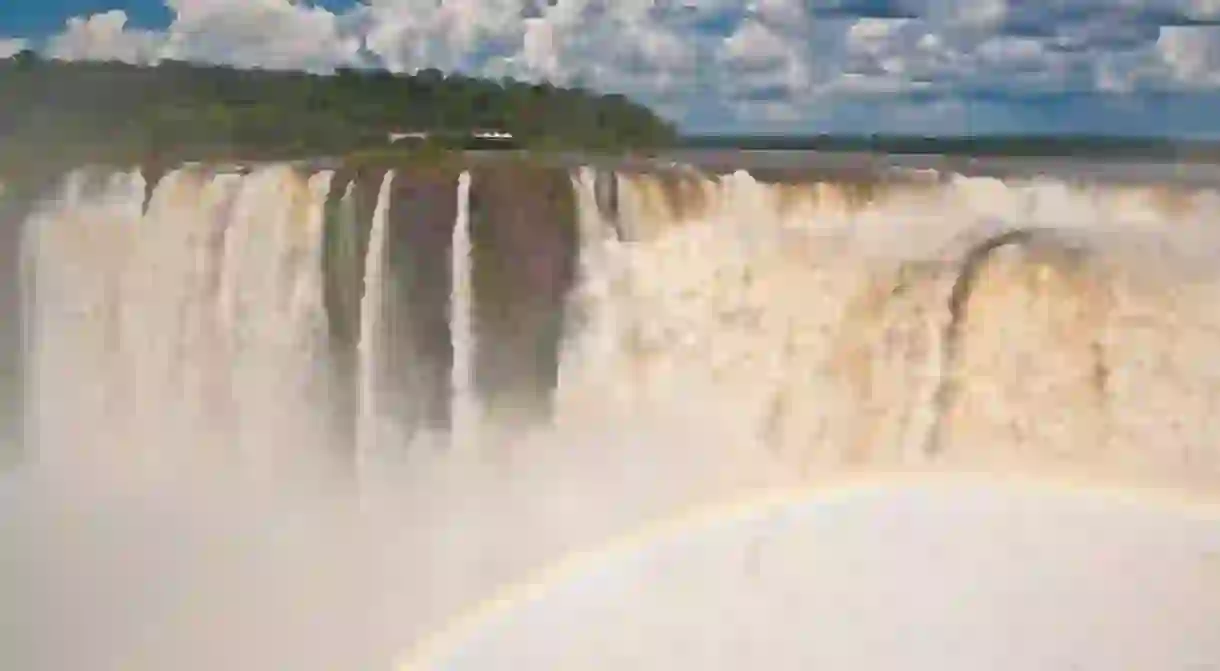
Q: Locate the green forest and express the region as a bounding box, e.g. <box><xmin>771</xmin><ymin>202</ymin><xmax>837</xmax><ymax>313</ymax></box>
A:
<box><xmin>0</xmin><ymin>50</ymin><xmax>678</xmax><ymax>171</ymax></box>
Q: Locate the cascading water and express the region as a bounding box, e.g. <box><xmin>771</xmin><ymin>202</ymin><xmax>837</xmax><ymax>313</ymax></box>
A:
<box><xmin>450</xmin><ymin>171</ymin><xmax>475</xmax><ymax>450</ymax></box>
<box><xmin>569</xmin><ymin>169</ymin><xmax>1220</xmax><ymax>484</ymax></box>
<box><xmin>5</xmin><ymin>158</ymin><xmax>1220</xmax><ymax>670</ymax></box>
<box><xmin>22</xmin><ymin>166</ymin><xmax>340</xmax><ymax>485</ymax></box>
<box><xmin>356</xmin><ymin>170</ymin><xmax>393</xmax><ymax>485</ymax></box>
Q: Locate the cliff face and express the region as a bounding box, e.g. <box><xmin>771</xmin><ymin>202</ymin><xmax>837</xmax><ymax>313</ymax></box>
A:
<box><xmin>9</xmin><ymin>157</ymin><xmax>1220</xmax><ymax>671</ymax></box>
<box><xmin>468</xmin><ymin>164</ymin><xmax>579</xmax><ymax>430</ymax></box>
<box><xmin>5</xmin><ymin>158</ymin><xmax>1220</xmax><ymax>490</ymax></box>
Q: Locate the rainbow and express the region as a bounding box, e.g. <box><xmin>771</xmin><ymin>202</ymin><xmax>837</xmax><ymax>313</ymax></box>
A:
<box><xmin>395</xmin><ymin>468</ymin><xmax>1220</xmax><ymax>671</ymax></box>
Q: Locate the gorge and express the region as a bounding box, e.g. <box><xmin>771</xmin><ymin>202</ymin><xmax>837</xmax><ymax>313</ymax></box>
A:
<box><xmin>4</xmin><ymin>154</ymin><xmax>1220</xmax><ymax>669</ymax></box>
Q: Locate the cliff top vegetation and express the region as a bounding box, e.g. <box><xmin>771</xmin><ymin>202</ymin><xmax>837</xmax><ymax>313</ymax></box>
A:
<box><xmin>0</xmin><ymin>50</ymin><xmax>678</xmax><ymax>179</ymax></box>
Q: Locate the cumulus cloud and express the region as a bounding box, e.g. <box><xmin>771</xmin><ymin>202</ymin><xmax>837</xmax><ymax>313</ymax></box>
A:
<box><xmin>724</xmin><ymin>18</ymin><xmax>800</xmax><ymax>74</ymax></box>
<box><xmin>41</xmin><ymin>1</ymin><xmax>362</xmax><ymax>70</ymax></box>
<box><xmin>158</xmin><ymin>0</ymin><xmax>364</xmax><ymax>70</ymax></box>
<box><xmin>360</xmin><ymin>0</ymin><xmax>530</xmax><ymax>74</ymax></box>
<box><xmin>45</xmin><ymin>10</ymin><xmax>165</xmax><ymax>64</ymax></box>
<box><xmin>1157</xmin><ymin>25</ymin><xmax>1220</xmax><ymax>87</ymax></box>
<box><xmin>19</xmin><ymin>0</ymin><xmax>1220</xmax><ymax>132</ymax></box>
<box><xmin>0</xmin><ymin>38</ymin><xmax>28</xmax><ymax>59</ymax></box>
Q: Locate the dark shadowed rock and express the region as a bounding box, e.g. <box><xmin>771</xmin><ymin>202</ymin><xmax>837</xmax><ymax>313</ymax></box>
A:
<box><xmin>322</xmin><ymin>167</ymin><xmax>385</xmax><ymax>466</ymax></box>
<box><xmin>593</xmin><ymin>169</ymin><xmax>620</xmax><ymax>237</ymax></box>
<box><xmin>379</xmin><ymin>166</ymin><xmax>461</xmax><ymax>438</ymax></box>
<box><xmin>469</xmin><ymin>164</ymin><xmax>578</xmax><ymax>430</ymax></box>
<box><xmin>140</xmin><ymin>160</ymin><xmax>168</xmax><ymax>215</ymax></box>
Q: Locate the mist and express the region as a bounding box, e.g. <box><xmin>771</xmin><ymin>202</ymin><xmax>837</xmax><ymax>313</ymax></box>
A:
<box><xmin>0</xmin><ymin>399</ymin><xmax>806</xmax><ymax>671</ymax></box>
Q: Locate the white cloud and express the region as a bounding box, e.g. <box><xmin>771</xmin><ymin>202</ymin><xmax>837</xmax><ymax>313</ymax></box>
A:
<box><xmin>722</xmin><ymin>19</ymin><xmax>801</xmax><ymax>74</ymax></box>
<box><xmin>716</xmin><ymin>18</ymin><xmax>815</xmax><ymax>106</ymax></box>
<box><xmin>748</xmin><ymin>0</ymin><xmax>811</xmax><ymax>30</ymax></box>
<box><xmin>45</xmin><ymin>10</ymin><xmax>165</xmax><ymax>64</ymax></box>
<box><xmin>0</xmin><ymin>38</ymin><xmax>28</xmax><ymax>59</ymax></box>
<box><xmin>1157</xmin><ymin>25</ymin><xmax>1220</xmax><ymax>87</ymax></box>
<box><xmin>159</xmin><ymin>0</ymin><xmax>363</xmax><ymax>70</ymax></box>
<box><xmin>22</xmin><ymin>0</ymin><xmax>1220</xmax><ymax>131</ymax></box>
<box><xmin>42</xmin><ymin>1</ymin><xmax>361</xmax><ymax>71</ymax></box>
<box><xmin>921</xmin><ymin>0</ymin><xmax>1007</xmax><ymax>27</ymax></box>
<box><xmin>1173</xmin><ymin>0</ymin><xmax>1220</xmax><ymax>20</ymax></box>
<box><xmin>360</xmin><ymin>0</ymin><xmax>530</xmax><ymax>74</ymax></box>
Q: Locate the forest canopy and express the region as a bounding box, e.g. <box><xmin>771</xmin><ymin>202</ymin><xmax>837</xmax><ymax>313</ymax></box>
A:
<box><xmin>0</xmin><ymin>50</ymin><xmax>678</xmax><ymax>168</ymax></box>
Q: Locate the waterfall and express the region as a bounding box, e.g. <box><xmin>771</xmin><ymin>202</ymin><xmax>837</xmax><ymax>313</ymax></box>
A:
<box><xmin>12</xmin><ymin>162</ymin><xmax>1220</xmax><ymax>485</ymax></box>
<box><xmin>20</xmin><ymin>166</ymin><xmax>339</xmax><ymax>483</ymax></box>
<box><xmin>450</xmin><ymin>171</ymin><xmax>476</xmax><ymax>450</ymax></box>
<box><xmin>355</xmin><ymin>170</ymin><xmax>393</xmax><ymax>484</ymax></box>
<box><xmin>7</xmin><ymin>158</ymin><xmax>1220</xmax><ymax>671</ymax></box>
<box><xmin>560</xmin><ymin>170</ymin><xmax>1220</xmax><ymax>484</ymax></box>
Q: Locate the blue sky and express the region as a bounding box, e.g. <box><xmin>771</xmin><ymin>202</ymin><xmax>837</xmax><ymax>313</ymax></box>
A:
<box><xmin>4</xmin><ymin>0</ymin><xmax>1220</xmax><ymax>136</ymax></box>
<box><xmin>0</xmin><ymin>0</ymin><xmax>169</xmax><ymax>37</ymax></box>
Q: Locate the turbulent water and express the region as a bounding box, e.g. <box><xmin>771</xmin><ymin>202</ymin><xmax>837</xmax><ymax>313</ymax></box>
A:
<box><xmin>4</xmin><ymin>158</ymin><xmax>1220</xmax><ymax>669</ymax></box>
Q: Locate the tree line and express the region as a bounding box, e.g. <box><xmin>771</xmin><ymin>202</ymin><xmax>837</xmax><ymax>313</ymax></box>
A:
<box><xmin>0</xmin><ymin>50</ymin><xmax>678</xmax><ymax>170</ymax></box>
<box><xmin>684</xmin><ymin>133</ymin><xmax>1220</xmax><ymax>160</ymax></box>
